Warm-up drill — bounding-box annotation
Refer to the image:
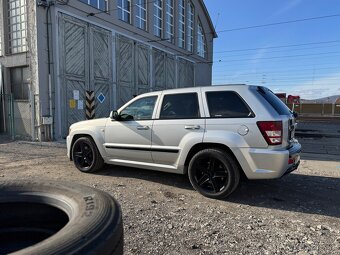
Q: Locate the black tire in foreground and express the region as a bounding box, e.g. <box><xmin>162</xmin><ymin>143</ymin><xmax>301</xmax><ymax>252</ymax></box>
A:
<box><xmin>188</xmin><ymin>149</ymin><xmax>240</xmax><ymax>199</ymax></box>
<box><xmin>0</xmin><ymin>180</ymin><xmax>123</xmax><ymax>255</ymax></box>
<box><xmin>72</xmin><ymin>136</ymin><xmax>104</xmax><ymax>173</ymax></box>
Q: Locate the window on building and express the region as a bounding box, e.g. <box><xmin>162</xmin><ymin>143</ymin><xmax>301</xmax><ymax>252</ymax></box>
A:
<box><xmin>10</xmin><ymin>66</ymin><xmax>30</xmax><ymax>100</ymax></box>
<box><xmin>160</xmin><ymin>93</ymin><xmax>200</xmax><ymax>119</ymax></box>
<box><xmin>197</xmin><ymin>21</ymin><xmax>206</xmax><ymax>58</ymax></box>
<box><xmin>79</xmin><ymin>0</ymin><xmax>108</xmax><ymax>11</ymax></box>
<box><xmin>206</xmin><ymin>91</ymin><xmax>254</xmax><ymax>118</ymax></box>
<box><xmin>165</xmin><ymin>0</ymin><xmax>174</xmax><ymax>43</ymax></box>
<box><xmin>186</xmin><ymin>2</ymin><xmax>194</xmax><ymax>52</ymax></box>
<box><xmin>153</xmin><ymin>0</ymin><xmax>163</xmax><ymax>37</ymax></box>
<box><xmin>135</xmin><ymin>0</ymin><xmax>147</xmax><ymax>30</ymax></box>
<box><xmin>7</xmin><ymin>0</ymin><xmax>28</xmax><ymax>54</ymax></box>
<box><xmin>118</xmin><ymin>0</ymin><xmax>131</xmax><ymax>23</ymax></box>
<box><xmin>178</xmin><ymin>0</ymin><xmax>185</xmax><ymax>48</ymax></box>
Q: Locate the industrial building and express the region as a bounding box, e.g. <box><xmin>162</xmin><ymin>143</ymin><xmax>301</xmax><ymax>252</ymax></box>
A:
<box><xmin>0</xmin><ymin>0</ymin><xmax>216</xmax><ymax>140</ymax></box>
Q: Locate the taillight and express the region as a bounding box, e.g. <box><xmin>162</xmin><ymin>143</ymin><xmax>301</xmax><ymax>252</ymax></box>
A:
<box><xmin>257</xmin><ymin>121</ymin><xmax>282</xmax><ymax>145</ymax></box>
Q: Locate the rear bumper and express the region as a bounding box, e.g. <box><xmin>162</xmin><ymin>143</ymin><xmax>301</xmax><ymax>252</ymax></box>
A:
<box><xmin>284</xmin><ymin>142</ymin><xmax>301</xmax><ymax>175</ymax></box>
<box><xmin>233</xmin><ymin>142</ymin><xmax>301</xmax><ymax>179</ymax></box>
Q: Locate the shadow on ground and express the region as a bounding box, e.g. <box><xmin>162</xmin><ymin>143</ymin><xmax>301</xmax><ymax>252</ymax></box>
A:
<box><xmin>98</xmin><ymin>166</ymin><xmax>340</xmax><ymax>218</ymax></box>
<box><xmin>0</xmin><ymin>135</ymin><xmax>12</xmax><ymax>144</ymax></box>
<box><xmin>229</xmin><ymin>174</ymin><xmax>340</xmax><ymax>218</ymax></box>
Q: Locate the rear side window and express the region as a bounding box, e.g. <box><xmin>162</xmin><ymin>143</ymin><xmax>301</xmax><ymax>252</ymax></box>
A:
<box><xmin>160</xmin><ymin>93</ymin><xmax>200</xmax><ymax>119</ymax></box>
<box><xmin>206</xmin><ymin>91</ymin><xmax>254</xmax><ymax>118</ymax></box>
<box><xmin>257</xmin><ymin>86</ymin><xmax>291</xmax><ymax>115</ymax></box>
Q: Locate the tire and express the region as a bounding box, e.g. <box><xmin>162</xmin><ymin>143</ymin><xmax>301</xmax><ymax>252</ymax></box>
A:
<box><xmin>72</xmin><ymin>136</ymin><xmax>104</xmax><ymax>173</ymax></box>
<box><xmin>188</xmin><ymin>149</ymin><xmax>240</xmax><ymax>199</ymax></box>
<box><xmin>0</xmin><ymin>180</ymin><xmax>123</xmax><ymax>255</ymax></box>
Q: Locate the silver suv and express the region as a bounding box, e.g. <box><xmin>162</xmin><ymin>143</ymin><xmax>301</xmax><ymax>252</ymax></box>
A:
<box><xmin>67</xmin><ymin>85</ymin><xmax>301</xmax><ymax>198</ymax></box>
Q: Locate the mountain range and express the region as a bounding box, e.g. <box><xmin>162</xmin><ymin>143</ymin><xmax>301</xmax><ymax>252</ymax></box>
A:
<box><xmin>300</xmin><ymin>95</ymin><xmax>340</xmax><ymax>104</ymax></box>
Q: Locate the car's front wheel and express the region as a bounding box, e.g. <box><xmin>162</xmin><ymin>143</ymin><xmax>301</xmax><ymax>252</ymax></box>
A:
<box><xmin>72</xmin><ymin>136</ymin><xmax>104</xmax><ymax>173</ymax></box>
<box><xmin>188</xmin><ymin>149</ymin><xmax>240</xmax><ymax>199</ymax></box>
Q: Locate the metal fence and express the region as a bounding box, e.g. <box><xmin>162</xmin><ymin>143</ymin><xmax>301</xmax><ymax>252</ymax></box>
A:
<box><xmin>287</xmin><ymin>103</ymin><xmax>340</xmax><ymax>116</ymax></box>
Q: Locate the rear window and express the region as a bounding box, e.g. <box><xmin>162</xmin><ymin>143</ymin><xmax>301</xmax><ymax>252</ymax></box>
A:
<box><xmin>206</xmin><ymin>91</ymin><xmax>254</xmax><ymax>118</ymax></box>
<box><xmin>257</xmin><ymin>86</ymin><xmax>291</xmax><ymax>115</ymax></box>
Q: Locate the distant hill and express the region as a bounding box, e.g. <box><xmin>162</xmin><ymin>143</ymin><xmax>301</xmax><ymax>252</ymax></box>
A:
<box><xmin>300</xmin><ymin>95</ymin><xmax>340</xmax><ymax>104</ymax></box>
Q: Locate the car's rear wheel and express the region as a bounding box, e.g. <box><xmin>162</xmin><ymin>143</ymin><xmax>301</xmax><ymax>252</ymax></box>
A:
<box><xmin>72</xmin><ymin>137</ymin><xmax>104</xmax><ymax>173</ymax></box>
<box><xmin>188</xmin><ymin>149</ymin><xmax>240</xmax><ymax>199</ymax></box>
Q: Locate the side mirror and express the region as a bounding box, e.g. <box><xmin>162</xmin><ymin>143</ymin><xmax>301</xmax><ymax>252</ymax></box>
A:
<box><xmin>293</xmin><ymin>111</ymin><xmax>298</xmax><ymax>118</ymax></box>
<box><xmin>109</xmin><ymin>110</ymin><xmax>120</xmax><ymax>120</ymax></box>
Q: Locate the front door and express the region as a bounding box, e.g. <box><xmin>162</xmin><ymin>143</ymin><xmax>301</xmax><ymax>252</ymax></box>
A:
<box><xmin>104</xmin><ymin>95</ymin><xmax>158</xmax><ymax>163</ymax></box>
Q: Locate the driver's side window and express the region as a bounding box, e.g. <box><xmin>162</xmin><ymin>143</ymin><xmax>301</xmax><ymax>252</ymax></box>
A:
<box><xmin>120</xmin><ymin>96</ymin><xmax>157</xmax><ymax>120</ymax></box>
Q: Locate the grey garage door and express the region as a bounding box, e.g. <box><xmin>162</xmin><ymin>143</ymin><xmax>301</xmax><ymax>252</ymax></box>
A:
<box><xmin>59</xmin><ymin>13</ymin><xmax>112</xmax><ymax>137</ymax></box>
<box><xmin>116</xmin><ymin>35</ymin><xmax>150</xmax><ymax>107</ymax></box>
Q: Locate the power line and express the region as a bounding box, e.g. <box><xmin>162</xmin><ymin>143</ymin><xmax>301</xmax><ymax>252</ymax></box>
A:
<box><xmin>213</xmin><ymin>76</ymin><xmax>340</xmax><ymax>80</ymax></box>
<box><xmin>217</xmin><ymin>13</ymin><xmax>340</xmax><ymax>33</ymax></box>
<box><xmin>214</xmin><ymin>75</ymin><xmax>340</xmax><ymax>81</ymax></box>
<box><xmin>214</xmin><ymin>40</ymin><xmax>340</xmax><ymax>54</ymax></box>
<box><xmin>213</xmin><ymin>61</ymin><xmax>340</xmax><ymax>71</ymax></box>
<box><xmin>215</xmin><ymin>44</ymin><xmax>340</xmax><ymax>58</ymax></box>
<box><xmin>205</xmin><ymin>51</ymin><xmax>340</xmax><ymax>64</ymax></box>
<box><xmin>215</xmin><ymin>45</ymin><xmax>340</xmax><ymax>59</ymax></box>
<box><xmin>213</xmin><ymin>66</ymin><xmax>340</xmax><ymax>75</ymax></box>
<box><xmin>213</xmin><ymin>79</ymin><xmax>340</xmax><ymax>86</ymax></box>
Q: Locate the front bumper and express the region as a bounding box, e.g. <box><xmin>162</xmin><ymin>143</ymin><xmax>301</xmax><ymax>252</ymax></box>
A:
<box><xmin>234</xmin><ymin>142</ymin><xmax>301</xmax><ymax>179</ymax></box>
<box><xmin>66</xmin><ymin>135</ymin><xmax>71</xmax><ymax>159</ymax></box>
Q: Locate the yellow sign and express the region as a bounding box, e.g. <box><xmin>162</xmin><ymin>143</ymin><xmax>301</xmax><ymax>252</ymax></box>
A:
<box><xmin>69</xmin><ymin>99</ymin><xmax>76</xmax><ymax>109</ymax></box>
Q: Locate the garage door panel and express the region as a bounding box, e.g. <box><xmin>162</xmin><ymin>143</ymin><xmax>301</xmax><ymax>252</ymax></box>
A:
<box><xmin>136</xmin><ymin>43</ymin><xmax>150</xmax><ymax>95</ymax></box>
<box><xmin>166</xmin><ymin>54</ymin><xmax>175</xmax><ymax>89</ymax></box>
<box><xmin>117</xmin><ymin>35</ymin><xmax>134</xmax><ymax>106</ymax></box>
<box><xmin>91</xmin><ymin>27</ymin><xmax>111</xmax><ymax>80</ymax></box>
<box><xmin>64</xmin><ymin>18</ymin><xmax>87</xmax><ymax>77</ymax></box>
<box><xmin>153</xmin><ymin>48</ymin><xmax>165</xmax><ymax>91</ymax></box>
<box><xmin>94</xmin><ymin>82</ymin><xmax>111</xmax><ymax>117</ymax></box>
<box><xmin>66</xmin><ymin>80</ymin><xmax>86</xmax><ymax>126</ymax></box>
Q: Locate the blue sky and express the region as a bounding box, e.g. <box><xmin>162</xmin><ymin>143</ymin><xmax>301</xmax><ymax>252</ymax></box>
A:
<box><xmin>204</xmin><ymin>0</ymin><xmax>340</xmax><ymax>99</ymax></box>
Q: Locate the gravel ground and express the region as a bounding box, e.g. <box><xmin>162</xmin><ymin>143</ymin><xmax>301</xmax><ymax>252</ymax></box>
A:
<box><xmin>0</xmin><ymin>139</ymin><xmax>340</xmax><ymax>255</ymax></box>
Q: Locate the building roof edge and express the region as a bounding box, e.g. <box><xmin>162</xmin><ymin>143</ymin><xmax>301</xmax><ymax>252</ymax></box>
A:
<box><xmin>199</xmin><ymin>0</ymin><xmax>218</xmax><ymax>38</ymax></box>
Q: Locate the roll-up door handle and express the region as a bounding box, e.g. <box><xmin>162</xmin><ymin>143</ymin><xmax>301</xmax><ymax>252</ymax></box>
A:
<box><xmin>185</xmin><ymin>125</ymin><xmax>201</xmax><ymax>130</ymax></box>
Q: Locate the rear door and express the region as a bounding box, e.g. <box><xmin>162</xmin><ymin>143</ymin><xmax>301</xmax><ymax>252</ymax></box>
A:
<box><xmin>151</xmin><ymin>90</ymin><xmax>205</xmax><ymax>165</ymax></box>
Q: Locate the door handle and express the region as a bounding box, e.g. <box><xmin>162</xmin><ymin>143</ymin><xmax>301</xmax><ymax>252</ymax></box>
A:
<box><xmin>185</xmin><ymin>125</ymin><xmax>200</xmax><ymax>130</ymax></box>
<box><xmin>137</xmin><ymin>125</ymin><xmax>150</xmax><ymax>130</ymax></box>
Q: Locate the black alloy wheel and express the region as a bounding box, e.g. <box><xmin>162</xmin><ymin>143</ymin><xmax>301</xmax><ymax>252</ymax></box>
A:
<box><xmin>188</xmin><ymin>149</ymin><xmax>240</xmax><ymax>199</ymax></box>
<box><xmin>72</xmin><ymin>137</ymin><xmax>104</xmax><ymax>173</ymax></box>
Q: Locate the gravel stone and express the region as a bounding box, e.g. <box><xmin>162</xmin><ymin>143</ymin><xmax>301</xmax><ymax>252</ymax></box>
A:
<box><xmin>0</xmin><ymin>140</ymin><xmax>340</xmax><ymax>255</ymax></box>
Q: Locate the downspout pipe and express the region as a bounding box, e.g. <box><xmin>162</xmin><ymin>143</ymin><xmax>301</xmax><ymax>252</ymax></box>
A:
<box><xmin>46</xmin><ymin>2</ymin><xmax>54</xmax><ymax>140</ymax></box>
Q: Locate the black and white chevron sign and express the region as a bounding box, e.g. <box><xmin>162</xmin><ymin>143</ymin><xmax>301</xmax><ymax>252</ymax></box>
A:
<box><xmin>86</xmin><ymin>90</ymin><xmax>95</xmax><ymax>119</ymax></box>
